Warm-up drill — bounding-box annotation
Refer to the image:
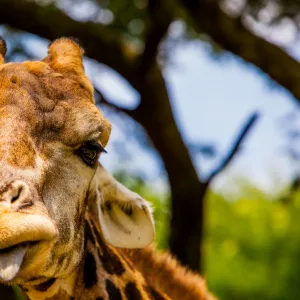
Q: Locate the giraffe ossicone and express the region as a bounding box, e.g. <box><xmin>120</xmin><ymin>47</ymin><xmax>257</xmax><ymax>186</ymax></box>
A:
<box><xmin>0</xmin><ymin>37</ymin><xmax>215</xmax><ymax>300</ymax></box>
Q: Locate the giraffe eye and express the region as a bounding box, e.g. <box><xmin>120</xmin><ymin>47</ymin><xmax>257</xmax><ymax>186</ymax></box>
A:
<box><xmin>76</xmin><ymin>141</ymin><xmax>107</xmax><ymax>167</ymax></box>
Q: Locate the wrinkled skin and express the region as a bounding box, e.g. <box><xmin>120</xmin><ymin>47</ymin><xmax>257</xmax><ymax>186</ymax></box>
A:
<box><xmin>0</xmin><ymin>38</ymin><xmax>112</xmax><ymax>284</ymax></box>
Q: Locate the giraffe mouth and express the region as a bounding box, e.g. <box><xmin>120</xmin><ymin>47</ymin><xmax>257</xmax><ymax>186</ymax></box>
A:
<box><xmin>0</xmin><ymin>241</ymin><xmax>42</xmax><ymax>282</ymax></box>
<box><xmin>0</xmin><ymin>240</ymin><xmax>43</xmax><ymax>282</ymax></box>
<box><xmin>0</xmin><ymin>213</ymin><xmax>57</xmax><ymax>281</ymax></box>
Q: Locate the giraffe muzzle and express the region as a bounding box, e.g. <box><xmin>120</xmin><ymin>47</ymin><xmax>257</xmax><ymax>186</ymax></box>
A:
<box><xmin>0</xmin><ymin>213</ymin><xmax>58</xmax><ymax>281</ymax></box>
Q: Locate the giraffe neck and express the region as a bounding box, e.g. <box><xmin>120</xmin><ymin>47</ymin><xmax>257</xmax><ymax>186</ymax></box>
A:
<box><xmin>21</xmin><ymin>213</ymin><xmax>169</xmax><ymax>300</ymax></box>
<box><xmin>123</xmin><ymin>247</ymin><xmax>217</xmax><ymax>300</ymax></box>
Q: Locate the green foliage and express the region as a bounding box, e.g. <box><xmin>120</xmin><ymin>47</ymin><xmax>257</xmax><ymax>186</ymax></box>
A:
<box><xmin>205</xmin><ymin>187</ymin><xmax>300</xmax><ymax>300</ymax></box>
<box><xmin>117</xmin><ymin>174</ymin><xmax>300</xmax><ymax>300</ymax></box>
<box><xmin>13</xmin><ymin>286</ymin><xmax>24</xmax><ymax>300</ymax></box>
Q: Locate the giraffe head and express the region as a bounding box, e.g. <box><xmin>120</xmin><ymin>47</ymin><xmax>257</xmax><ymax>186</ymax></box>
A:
<box><xmin>0</xmin><ymin>37</ymin><xmax>155</xmax><ymax>285</ymax></box>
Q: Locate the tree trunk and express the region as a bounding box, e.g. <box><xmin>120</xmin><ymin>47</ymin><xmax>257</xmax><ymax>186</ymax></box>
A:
<box><xmin>132</xmin><ymin>68</ymin><xmax>208</xmax><ymax>272</ymax></box>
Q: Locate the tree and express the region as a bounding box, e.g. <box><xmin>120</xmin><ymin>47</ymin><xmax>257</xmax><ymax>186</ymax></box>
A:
<box><xmin>0</xmin><ymin>0</ymin><xmax>299</xmax><ymax>273</ymax></box>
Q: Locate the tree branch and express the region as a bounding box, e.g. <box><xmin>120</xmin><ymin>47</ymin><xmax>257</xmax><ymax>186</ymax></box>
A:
<box><xmin>206</xmin><ymin>111</ymin><xmax>260</xmax><ymax>183</ymax></box>
<box><xmin>0</xmin><ymin>0</ymin><xmax>135</xmax><ymax>80</ymax></box>
<box><xmin>94</xmin><ymin>86</ymin><xmax>136</xmax><ymax>118</ymax></box>
<box><xmin>178</xmin><ymin>0</ymin><xmax>300</xmax><ymax>105</ymax></box>
<box><xmin>137</xmin><ymin>0</ymin><xmax>173</xmax><ymax>74</ymax></box>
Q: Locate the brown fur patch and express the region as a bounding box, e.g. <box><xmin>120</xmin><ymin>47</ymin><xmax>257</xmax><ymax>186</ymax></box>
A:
<box><xmin>89</xmin><ymin>219</ymin><xmax>126</xmax><ymax>276</ymax></box>
<box><xmin>105</xmin><ymin>279</ymin><xmax>122</xmax><ymax>300</ymax></box>
<box><xmin>34</xmin><ymin>278</ymin><xmax>56</xmax><ymax>292</ymax></box>
<box><xmin>83</xmin><ymin>251</ymin><xmax>98</xmax><ymax>288</ymax></box>
<box><xmin>144</xmin><ymin>285</ymin><xmax>168</xmax><ymax>300</ymax></box>
<box><xmin>124</xmin><ymin>282</ymin><xmax>142</xmax><ymax>300</ymax></box>
<box><xmin>84</xmin><ymin>219</ymin><xmax>96</xmax><ymax>245</ymax></box>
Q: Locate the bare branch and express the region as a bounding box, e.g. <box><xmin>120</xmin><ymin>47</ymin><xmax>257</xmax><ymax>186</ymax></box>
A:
<box><xmin>177</xmin><ymin>0</ymin><xmax>300</xmax><ymax>105</ymax></box>
<box><xmin>94</xmin><ymin>86</ymin><xmax>136</xmax><ymax>118</ymax></box>
<box><xmin>206</xmin><ymin>112</ymin><xmax>260</xmax><ymax>183</ymax></box>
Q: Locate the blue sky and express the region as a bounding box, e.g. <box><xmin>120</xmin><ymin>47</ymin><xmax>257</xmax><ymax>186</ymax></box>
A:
<box><xmin>96</xmin><ymin>41</ymin><xmax>300</xmax><ymax>194</ymax></box>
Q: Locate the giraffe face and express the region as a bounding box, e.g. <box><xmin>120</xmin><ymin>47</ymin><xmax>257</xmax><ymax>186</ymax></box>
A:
<box><xmin>0</xmin><ymin>38</ymin><xmax>111</xmax><ymax>284</ymax></box>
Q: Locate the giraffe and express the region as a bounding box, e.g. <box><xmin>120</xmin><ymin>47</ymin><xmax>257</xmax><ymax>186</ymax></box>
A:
<box><xmin>0</xmin><ymin>37</ymin><xmax>216</xmax><ymax>300</ymax></box>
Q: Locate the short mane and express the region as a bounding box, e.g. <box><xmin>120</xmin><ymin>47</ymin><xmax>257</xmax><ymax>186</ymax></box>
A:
<box><xmin>122</xmin><ymin>246</ymin><xmax>216</xmax><ymax>300</ymax></box>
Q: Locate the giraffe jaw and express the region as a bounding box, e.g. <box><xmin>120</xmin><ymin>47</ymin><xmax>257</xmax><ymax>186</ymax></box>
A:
<box><xmin>0</xmin><ymin>244</ymin><xmax>28</xmax><ymax>281</ymax></box>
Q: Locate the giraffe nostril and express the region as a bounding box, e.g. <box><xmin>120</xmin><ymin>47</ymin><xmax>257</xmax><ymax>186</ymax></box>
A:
<box><xmin>11</xmin><ymin>187</ymin><xmax>23</xmax><ymax>203</ymax></box>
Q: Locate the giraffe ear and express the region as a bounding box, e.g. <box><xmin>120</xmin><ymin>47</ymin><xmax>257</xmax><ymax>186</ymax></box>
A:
<box><xmin>89</xmin><ymin>164</ymin><xmax>155</xmax><ymax>249</ymax></box>
<box><xmin>43</xmin><ymin>38</ymin><xmax>84</xmax><ymax>74</ymax></box>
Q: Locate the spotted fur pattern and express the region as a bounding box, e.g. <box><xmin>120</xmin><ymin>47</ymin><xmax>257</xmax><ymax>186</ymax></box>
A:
<box><xmin>73</xmin><ymin>213</ymin><xmax>170</xmax><ymax>300</ymax></box>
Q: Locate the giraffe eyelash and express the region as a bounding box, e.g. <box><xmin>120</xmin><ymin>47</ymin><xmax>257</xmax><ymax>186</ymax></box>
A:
<box><xmin>75</xmin><ymin>141</ymin><xmax>107</xmax><ymax>167</ymax></box>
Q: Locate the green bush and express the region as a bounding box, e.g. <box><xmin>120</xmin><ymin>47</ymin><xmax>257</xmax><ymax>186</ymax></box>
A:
<box><xmin>205</xmin><ymin>187</ymin><xmax>300</xmax><ymax>300</ymax></box>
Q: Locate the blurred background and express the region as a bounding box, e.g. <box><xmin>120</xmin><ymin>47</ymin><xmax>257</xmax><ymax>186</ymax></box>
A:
<box><xmin>0</xmin><ymin>0</ymin><xmax>300</xmax><ymax>299</ymax></box>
